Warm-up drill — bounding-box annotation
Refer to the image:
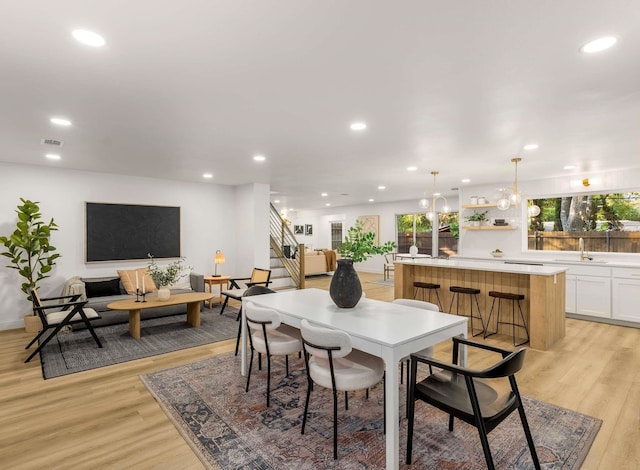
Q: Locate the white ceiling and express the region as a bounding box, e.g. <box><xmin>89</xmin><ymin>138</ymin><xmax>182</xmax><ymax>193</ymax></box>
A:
<box><xmin>2</xmin><ymin>1</ymin><xmax>639</xmax><ymax>211</ymax></box>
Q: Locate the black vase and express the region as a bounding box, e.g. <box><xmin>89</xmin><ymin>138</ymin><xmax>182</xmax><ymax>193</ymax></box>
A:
<box><xmin>330</xmin><ymin>259</ymin><xmax>363</xmax><ymax>308</ymax></box>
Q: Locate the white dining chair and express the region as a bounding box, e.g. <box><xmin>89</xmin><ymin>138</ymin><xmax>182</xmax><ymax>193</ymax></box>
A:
<box><xmin>245</xmin><ymin>301</ymin><xmax>302</xmax><ymax>407</ymax></box>
<box><xmin>300</xmin><ymin>319</ymin><xmax>385</xmax><ymax>460</ymax></box>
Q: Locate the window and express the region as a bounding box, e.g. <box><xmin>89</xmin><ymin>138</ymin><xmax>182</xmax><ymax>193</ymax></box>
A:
<box><xmin>330</xmin><ymin>222</ymin><xmax>343</xmax><ymax>250</ymax></box>
<box><xmin>396</xmin><ymin>212</ymin><xmax>459</xmax><ymax>257</ymax></box>
<box><xmin>527</xmin><ymin>192</ymin><xmax>640</xmax><ymax>253</ymax></box>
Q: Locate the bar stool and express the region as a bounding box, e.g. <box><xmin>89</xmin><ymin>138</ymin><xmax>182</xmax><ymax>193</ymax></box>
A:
<box><xmin>484</xmin><ymin>291</ymin><xmax>529</xmax><ymax>346</ymax></box>
<box><xmin>413</xmin><ymin>281</ymin><xmax>443</xmax><ymax>311</ymax></box>
<box><xmin>448</xmin><ymin>286</ymin><xmax>485</xmax><ymax>337</ymax></box>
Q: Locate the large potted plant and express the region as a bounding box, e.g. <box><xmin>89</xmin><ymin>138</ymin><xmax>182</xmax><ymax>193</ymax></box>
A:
<box><xmin>0</xmin><ymin>198</ymin><xmax>60</xmax><ymax>331</ymax></box>
<box><xmin>332</xmin><ymin>221</ymin><xmax>396</xmax><ymax>308</ymax></box>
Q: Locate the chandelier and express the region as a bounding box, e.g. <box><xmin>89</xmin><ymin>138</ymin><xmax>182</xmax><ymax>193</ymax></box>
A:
<box><xmin>418</xmin><ymin>171</ymin><xmax>450</xmax><ymax>219</ymax></box>
<box><xmin>496</xmin><ymin>157</ymin><xmax>540</xmax><ymax>216</ymax></box>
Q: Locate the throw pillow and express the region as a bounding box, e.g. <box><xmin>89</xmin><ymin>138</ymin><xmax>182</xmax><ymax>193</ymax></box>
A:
<box><xmin>167</xmin><ymin>268</ymin><xmax>192</xmax><ymax>290</ymax></box>
<box><xmin>117</xmin><ymin>268</ymin><xmax>158</xmax><ymax>294</ymax></box>
<box><xmin>84</xmin><ymin>278</ymin><xmax>121</xmax><ymax>298</ymax></box>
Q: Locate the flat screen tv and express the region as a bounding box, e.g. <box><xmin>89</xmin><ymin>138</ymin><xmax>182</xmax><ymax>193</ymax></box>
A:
<box><xmin>85</xmin><ymin>202</ymin><xmax>181</xmax><ymax>262</ymax></box>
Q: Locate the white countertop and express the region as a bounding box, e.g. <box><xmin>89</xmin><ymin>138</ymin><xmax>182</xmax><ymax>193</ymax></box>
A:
<box><xmin>395</xmin><ymin>257</ymin><xmax>567</xmax><ymax>276</ymax></box>
<box><xmin>451</xmin><ymin>255</ymin><xmax>640</xmax><ymax>269</ymax></box>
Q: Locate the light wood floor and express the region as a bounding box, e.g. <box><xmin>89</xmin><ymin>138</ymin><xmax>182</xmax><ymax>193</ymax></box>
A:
<box><xmin>1</xmin><ymin>272</ymin><xmax>639</xmax><ymax>469</ymax></box>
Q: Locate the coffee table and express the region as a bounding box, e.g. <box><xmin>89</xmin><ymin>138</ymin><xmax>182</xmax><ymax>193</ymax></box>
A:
<box><xmin>107</xmin><ymin>292</ymin><xmax>213</xmax><ymax>339</ymax></box>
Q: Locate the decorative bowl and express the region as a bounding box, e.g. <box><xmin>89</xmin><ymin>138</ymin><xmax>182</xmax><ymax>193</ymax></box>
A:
<box><xmin>490</xmin><ymin>251</ymin><xmax>504</xmax><ymax>258</ymax></box>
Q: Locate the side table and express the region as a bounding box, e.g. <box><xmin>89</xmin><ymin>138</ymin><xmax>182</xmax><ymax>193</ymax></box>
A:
<box><xmin>203</xmin><ymin>275</ymin><xmax>231</xmax><ymax>309</ymax></box>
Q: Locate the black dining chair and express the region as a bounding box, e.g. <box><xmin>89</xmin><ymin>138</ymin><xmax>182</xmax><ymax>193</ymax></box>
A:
<box><xmin>406</xmin><ymin>336</ymin><xmax>541</xmax><ymax>469</ymax></box>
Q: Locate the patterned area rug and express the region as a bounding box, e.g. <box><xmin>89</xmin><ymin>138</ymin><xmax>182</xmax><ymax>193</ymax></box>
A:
<box><xmin>39</xmin><ymin>307</ymin><xmax>239</xmax><ymax>379</ymax></box>
<box><xmin>141</xmin><ymin>353</ymin><xmax>601</xmax><ymax>469</ymax></box>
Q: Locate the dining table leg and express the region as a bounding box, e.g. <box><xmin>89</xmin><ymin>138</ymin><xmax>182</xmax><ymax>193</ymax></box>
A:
<box><xmin>382</xmin><ymin>348</ymin><xmax>400</xmax><ymax>469</ymax></box>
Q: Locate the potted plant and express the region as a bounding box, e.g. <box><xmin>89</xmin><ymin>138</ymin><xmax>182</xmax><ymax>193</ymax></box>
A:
<box><xmin>147</xmin><ymin>254</ymin><xmax>190</xmax><ymax>300</ymax></box>
<box><xmin>0</xmin><ymin>198</ymin><xmax>60</xmax><ymax>332</ymax></box>
<box><xmin>332</xmin><ymin>221</ymin><xmax>396</xmax><ymax>308</ymax></box>
<box><xmin>465</xmin><ymin>210</ymin><xmax>489</xmax><ymax>227</ymax></box>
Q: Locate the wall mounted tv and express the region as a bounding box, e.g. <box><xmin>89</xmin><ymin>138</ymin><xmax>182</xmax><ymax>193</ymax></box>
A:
<box><xmin>85</xmin><ymin>202</ymin><xmax>181</xmax><ymax>262</ymax></box>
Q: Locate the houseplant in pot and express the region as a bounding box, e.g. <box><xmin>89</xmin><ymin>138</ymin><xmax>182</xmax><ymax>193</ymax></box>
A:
<box><xmin>0</xmin><ymin>198</ymin><xmax>60</xmax><ymax>332</ymax></box>
<box><xmin>147</xmin><ymin>254</ymin><xmax>190</xmax><ymax>301</ymax></box>
<box><xmin>333</xmin><ymin>221</ymin><xmax>396</xmax><ymax>308</ymax></box>
<box><xmin>465</xmin><ymin>210</ymin><xmax>489</xmax><ymax>227</ymax></box>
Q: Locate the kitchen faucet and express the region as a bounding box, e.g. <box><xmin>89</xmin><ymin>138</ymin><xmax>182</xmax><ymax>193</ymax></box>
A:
<box><xmin>579</xmin><ymin>237</ymin><xmax>593</xmax><ymax>261</ymax></box>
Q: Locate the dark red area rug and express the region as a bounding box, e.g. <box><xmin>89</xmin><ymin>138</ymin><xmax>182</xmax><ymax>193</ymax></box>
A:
<box><xmin>141</xmin><ymin>353</ymin><xmax>601</xmax><ymax>469</ymax></box>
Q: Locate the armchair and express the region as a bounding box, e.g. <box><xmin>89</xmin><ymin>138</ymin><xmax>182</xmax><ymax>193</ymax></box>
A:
<box><xmin>24</xmin><ymin>289</ymin><xmax>103</xmax><ymax>363</ymax></box>
<box><xmin>220</xmin><ymin>268</ymin><xmax>272</xmax><ymax>317</ymax></box>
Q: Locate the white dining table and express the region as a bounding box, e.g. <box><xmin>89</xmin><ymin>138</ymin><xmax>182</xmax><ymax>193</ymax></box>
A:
<box><xmin>241</xmin><ymin>288</ymin><xmax>468</xmax><ymax>469</ymax></box>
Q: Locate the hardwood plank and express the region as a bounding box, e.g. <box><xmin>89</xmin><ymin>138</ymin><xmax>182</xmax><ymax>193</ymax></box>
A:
<box><xmin>0</xmin><ymin>271</ymin><xmax>637</xmax><ymax>469</ymax></box>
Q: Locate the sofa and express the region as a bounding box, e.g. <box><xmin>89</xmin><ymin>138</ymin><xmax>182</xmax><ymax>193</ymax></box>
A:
<box><xmin>304</xmin><ymin>249</ymin><xmax>337</xmax><ymax>276</ymax></box>
<box><xmin>66</xmin><ymin>271</ymin><xmax>205</xmax><ymax>329</ymax></box>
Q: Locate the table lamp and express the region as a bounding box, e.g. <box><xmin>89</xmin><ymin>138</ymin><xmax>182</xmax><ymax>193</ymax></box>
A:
<box><xmin>213</xmin><ymin>250</ymin><xmax>225</xmax><ymax>276</ymax></box>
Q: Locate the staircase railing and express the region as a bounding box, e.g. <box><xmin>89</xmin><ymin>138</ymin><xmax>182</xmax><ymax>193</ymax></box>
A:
<box><xmin>269</xmin><ymin>203</ymin><xmax>305</xmax><ymax>289</ymax></box>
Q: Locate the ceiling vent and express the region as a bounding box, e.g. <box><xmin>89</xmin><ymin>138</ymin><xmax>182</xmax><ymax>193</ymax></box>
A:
<box><xmin>41</xmin><ymin>138</ymin><xmax>64</xmax><ymax>147</ymax></box>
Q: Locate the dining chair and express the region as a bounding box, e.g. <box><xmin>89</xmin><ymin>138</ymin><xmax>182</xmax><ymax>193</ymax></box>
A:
<box><xmin>25</xmin><ymin>288</ymin><xmax>103</xmax><ymax>363</ymax></box>
<box><xmin>234</xmin><ymin>285</ymin><xmax>276</xmax><ymax>356</ymax></box>
<box><xmin>220</xmin><ymin>267</ymin><xmax>272</xmax><ymax>317</ymax></box>
<box><xmin>406</xmin><ymin>336</ymin><xmax>541</xmax><ymax>469</ymax></box>
<box><xmin>245</xmin><ymin>301</ymin><xmax>302</xmax><ymax>407</ymax></box>
<box><xmin>383</xmin><ymin>253</ymin><xmax>397</xmax><ymax>281</ymax></box>
<box><xmin>300</xmin><ymin>319</ymin><xmax>385</xmax><ymax>459</ymax></box>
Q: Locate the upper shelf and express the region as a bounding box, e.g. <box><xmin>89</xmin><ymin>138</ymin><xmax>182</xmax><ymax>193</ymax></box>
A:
<box><xmin>461</xmin><ymin>225</ymin><xmax>515</xmax><ymax>230</ymax></box>
<box><xmin>461</xmin><ymin>204</ymin><xmax>498</xmax><ymax>209</ymax></box>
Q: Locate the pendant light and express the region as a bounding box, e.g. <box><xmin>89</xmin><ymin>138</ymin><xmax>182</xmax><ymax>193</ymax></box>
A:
<box><xmin>417</xmin><ymin>171</ymin><xmax>449</xmax><ymax>215</ymax></box>
<box><xmin>509</xmin><ymin>157</ymin><xmax>522</xmax><ymax>205</ymax></box>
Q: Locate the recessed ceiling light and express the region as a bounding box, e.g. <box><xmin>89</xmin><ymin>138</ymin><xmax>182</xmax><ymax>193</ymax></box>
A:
<box><xmin>202</xmin><ymin>173</ymin><xmax>213</xmax><ymax>178</ymax></box>
<box><xmin>46</xmin><ymin>154</ymin><xmax>61</xmax><ymax>160</ymax></box>
<box><xmin>50</xmin><ymin>117</ymin><xmax>72</xmax><ymax>126</ymax></box>
<box><xmin>461</xmin><ymin>178</ymin><xmax>471</xmax><ymax>183</ymax></box>
<box><xmin>581</xmin><ymin>36</ymin><xmax>617</xmax><ymax>53</ymax></box>
<box><xmin>274</xmin><ymin>199</ymin><xmax>280</xmax><ymax>203</ymax></box>
<box><xmin>407</xmin><ymin>166</ymin><xmax>417</xmax><ymax>171</ymax></box>
<box><xmin>368</xmin><ymin>199</ymin><xmax>375</xmax><ymax>202</ymax></box>
<box><xmin>563</xmin><ymin>165</ymin><xmax>577</xmax><ymax>170</ymax></box>
<box><xmin>377</xmin><ymin>185</ymin><xmax>386</xmax><ymax>190</ymax></box>
<box><xmin>72</xmin><ymin>29</ymin><xmax>106</xmax><ymax>47</ymax></box>
<box><xmin>253</xmin><ymin>155</ymin><xmax>266</xmax><ymax>162</ymax></box>
<box><xmin>321</xmin><ymin>192</ymin><xmax>328</xmax><ymax>197</ymax></box>
<box><xmin>523</xmin><ymin>143</ymin><xmax>539</xmax><ymax>150</ymax></box>
<box><xmin>325</xmin><ymin>203</ymin><xmax>331</xmax><ymax>207</ymax></box>
<box><xmin>350</xmin><ymin>122</ymin><xmax>367</xmax><ymax>131</ymax></box>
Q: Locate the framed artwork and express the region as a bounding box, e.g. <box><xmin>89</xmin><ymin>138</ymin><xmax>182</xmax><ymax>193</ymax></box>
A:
<box><xmin>294</xmin><ymin>225</ymin><xmax>304</xmax><ymax>234</ymax></box>
<box><xmin>305</xmin><ymin>224</ymin><xmax>313</xmax><ymax>236</ymax></box>
<box><xmin>358</xmin><ymin>215</ymin><xmax>380</xmax><ymax>245</ymax></box>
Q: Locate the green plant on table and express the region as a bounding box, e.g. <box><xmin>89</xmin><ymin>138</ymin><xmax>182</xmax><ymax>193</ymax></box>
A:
<box><xmin>0</xmin><ymin>198</ymin><xmax>60</xmax><ymax>303</ymax></box>
<box><xmin>337</xmin><ymin>220</ymin><xmax>396</xmax><ymax>263</ymax></box>
<box><xmin>147</xmin><ymin>254</ymin><xmax>190</xmax><ymax>287</ymax></box>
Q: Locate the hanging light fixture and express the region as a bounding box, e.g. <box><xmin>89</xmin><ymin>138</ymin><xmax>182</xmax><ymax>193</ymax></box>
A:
<box><xmin>497</xmin><ymin>157</ymin><xmax>523</xmax><ymax>211</ymax></box>
<box><xmin>418</xmin><ymin>171</ymin><xmax>449</xmax><ymax>216</ymax></box>
<box><xmin>527</xmin><ymin>203</ymin><xmax>541</xmax><ymax>217</ymax></box>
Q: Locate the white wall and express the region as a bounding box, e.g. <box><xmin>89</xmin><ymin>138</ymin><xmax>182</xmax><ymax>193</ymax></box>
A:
<box><xmin>234</xmin><ymin>183</ymin><xmax>271</xmax><ymax>274</ymax></box>
<box><xmin>0</xmin><ymin>163</ymin><xmax>239</xmax><ymax>330</ymax></box>
<box><xmin>293</xmin><ymin>197</ymin><xmax>460</xmax><ymax>275</ymax></box>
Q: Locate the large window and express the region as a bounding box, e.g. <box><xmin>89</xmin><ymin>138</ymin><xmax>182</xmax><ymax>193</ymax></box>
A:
<box><xmin>396</xmin><ymin>212</ymin><xmax>459</xmax><ymax>257</ymax></box>
<box><xmin>527</xmin><ymin>192</ymin><xmax>640</xmax><ymax>253</ymax></box>
<box><xmin>330</xmin><ymin>222</ymin><xmax>343</xmax><ymax>250</ymax></box>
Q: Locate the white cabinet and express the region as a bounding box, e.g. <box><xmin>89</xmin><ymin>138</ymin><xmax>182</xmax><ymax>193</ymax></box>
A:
<box><xmin>612</xmin><ymin>268</ymin><xmax>640</xmax><ymax>322</ymax></box>
<box><xmin>565</xmin><ymin>275</ymin><xmax>577</xmax><ymax>313</ymax></box>
<box><xmin>575</xmin><ymin>276</ymin><xmax>611</xmax><ymax>318</ymax></box>
<box><xmin>564</xmin><ymin>265</ymin><xmax>611</xmax><ymax>318</ymax></box>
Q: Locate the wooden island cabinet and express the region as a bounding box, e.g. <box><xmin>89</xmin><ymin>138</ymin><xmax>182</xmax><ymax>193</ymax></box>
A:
<box><xmin>394</xmin><ymin>258</ymin><xmax>568</xmax><ymax>350</ymax></box>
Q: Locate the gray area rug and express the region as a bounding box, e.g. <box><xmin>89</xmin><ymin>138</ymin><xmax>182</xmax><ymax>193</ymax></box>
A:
<box><xmin>39</xmin><ymin>306</ymin><xmax>239</xmax><ymax>379</ymax></box>
<box><xmin>142</xmin><ymin>353</ymin><xmax>602</xmax><ymax>469</ymax></box>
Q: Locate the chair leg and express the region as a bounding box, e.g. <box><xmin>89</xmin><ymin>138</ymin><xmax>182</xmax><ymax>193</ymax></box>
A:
<box><xmin>484</xmin><ymin>298</ymin><xmax>499</xmax><ymax>339</ymax></box>
<box><xmin>234</xmin><ymin>319</ymin><xmax>243</xmax><ymax>356</ymax></box>
<box><xmin>24</xmin><ymin>323</ymin><xmax>66</xmax><ymax>363</ymax></box>
<box><xmin>220</xmin><ymin>296</ymin><xmax>230</xmax><ymax>315</ymax></box>
<box><xmin>345</xmin><ymin>391</ymin><xmax>349</xmax><ymax>410</ymax></box>
<box><xmin>83</xmin><ymin>320</ymin><xmax>103</xmax><ymax>348</ymax></box>
<box><xmin>301</xmin><ymin>373</ymin><xmax>312</xmax><ymax>435</ymax></box>
<box><xmin>513</xmin><ymin>384</ymin><xmax>541</xmax><ymax>470</ymax></box>
<box><xmin>333</xmin><ymin>389</ymin><xmax>338</xmax><ymax>460</ymax></box>
<box><xmin>471</xmin><ymin>294</ymin><xmax>486</xmax><ymax>337</ymax></box>
<box><xmin>514</xmin><ymin>300</ymin><xmax>530</xmax><ymax>346</ymax></box>
<box><xmin>245</xmin><ymin>347</ymin><xmax>254</xmax><ymax>392</ymax></box>
<box><xmin>25</xmin><ymin>327</ymin><xmax>47</xmax><ymax>350</ymax></box>
<box><xmin>266</xmin><ymin>354</ymin><xmax>271</xmax><ymax>407</ymax></box>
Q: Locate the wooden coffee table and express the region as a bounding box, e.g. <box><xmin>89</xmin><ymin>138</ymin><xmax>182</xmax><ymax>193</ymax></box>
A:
<box><xmin>107</xmin><ymin>292</ymin><xmax>213</xmax><ymax>339</ymax></box>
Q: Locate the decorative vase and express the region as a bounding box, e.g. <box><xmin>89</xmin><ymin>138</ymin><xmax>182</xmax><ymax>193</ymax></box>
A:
<box><xmin>157</xmin><ymin>287</ymin><xmax>171</xmax><ymax>301</ymax></box>
<box><xmin>329</xmin><ymin>259</ymin><xmax>362</xmax><ymax>308</ymax></box>
<box><xmin>409</xmin><ymin>245</ymin><xmax>419</xmax><ymax>256</ymax></box>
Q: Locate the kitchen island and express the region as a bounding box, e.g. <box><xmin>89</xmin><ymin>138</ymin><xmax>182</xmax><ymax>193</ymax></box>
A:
<box><xmin>394</xmin><ymin>258</ymin><xmax>568</xmax><ymax>350</ymax></box>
